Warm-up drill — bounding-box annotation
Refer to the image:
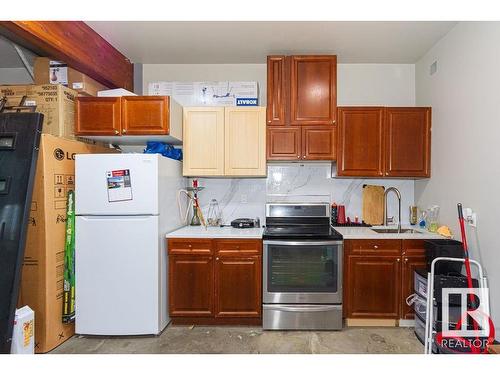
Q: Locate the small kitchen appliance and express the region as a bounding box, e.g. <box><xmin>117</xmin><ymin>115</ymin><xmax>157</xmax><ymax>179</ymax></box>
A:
<box><xmin>230</xmin><ymin>218</ymin><xmax>259</xmax><ymax>228</ymax></box>
<box><xmin>262</xmin><ymin>203</ymin><xmax>343</xmax><ymax>330</ymax></box>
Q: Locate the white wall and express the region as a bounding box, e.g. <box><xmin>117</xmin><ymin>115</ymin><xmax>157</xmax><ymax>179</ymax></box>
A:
<box><xmin>0</xmin><ymin>67</ymin><xmax>33</xmax><ymax>84</ymax></box>
<box><xmin>143</xmin><ymin>63</ymin><xmax>416</xmax><ymax>106</ymax></box>
<box><xmin>415</xmin><ymin>22</ymin><xmax>500</xmax><ymax>338</ymax></box>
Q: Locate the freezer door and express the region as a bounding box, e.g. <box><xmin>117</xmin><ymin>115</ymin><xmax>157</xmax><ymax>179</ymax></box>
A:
<box><xmin>75</xmin><ymin>215</ymin><xmax>161</xmax><ymax>335</ymax></box>
<box><xmin>75</xmin><ymin>154</ymin><xmax>159</xmax><ymax>215</ymax></box>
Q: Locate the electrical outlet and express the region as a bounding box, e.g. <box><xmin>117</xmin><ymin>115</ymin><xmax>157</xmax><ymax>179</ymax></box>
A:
<box><xmin>464</xmin><ymin>207</ymin><xmax>477</xmax><ymax>227</ymax></box>
<box><xmin>240</xmin><ymin>194</ymin><xmax>248</xmax><ymax>204</ymax></box>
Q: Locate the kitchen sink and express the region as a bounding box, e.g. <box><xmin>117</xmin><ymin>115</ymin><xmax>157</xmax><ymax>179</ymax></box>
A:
<box><xmin>371</xmin><ymin>228</ymin><xmax>422</xmax><ymax>234</ymax></box>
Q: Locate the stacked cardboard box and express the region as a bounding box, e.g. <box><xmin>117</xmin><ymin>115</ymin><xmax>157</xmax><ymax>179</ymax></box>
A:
<box><xmin>34</xmin><ymin>57</ymin><xmax>109</xmax><ymax>97</ymax></box>
<box><xmin>0</xmin><ymin>84</ymin><xmax>77</xmax><ymax>139</ymax></box>
<box><xmin>18</xmin><ymin>135</ymin><xmax>116</xmax><ymax>353</ymax></box>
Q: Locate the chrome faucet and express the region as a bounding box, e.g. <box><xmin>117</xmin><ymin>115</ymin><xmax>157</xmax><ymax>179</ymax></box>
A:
<box><xmin>384</xmin><ymin>187</ymin><xmax>402</xmax><ymax>233</ymax></box>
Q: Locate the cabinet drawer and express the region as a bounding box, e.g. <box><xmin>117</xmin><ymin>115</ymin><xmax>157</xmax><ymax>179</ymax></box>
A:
<box><xmin>168</xmin><ymin>239</ymin><xmax>213</xmax><ymax>255</ymax></box>
<box><xmin>347</xmin><ymin>239</ymin><xmax>401</xmax><ymax>255</ymax></box>
<box><xmin>402</xmin><ymin>239</ymin><xmax>426</xmax><ymax>256</ymax></box>
<box><xmin>215</xmin><ymin>239</ymin><xmax>262</xmax><ymax>256</ymax></box>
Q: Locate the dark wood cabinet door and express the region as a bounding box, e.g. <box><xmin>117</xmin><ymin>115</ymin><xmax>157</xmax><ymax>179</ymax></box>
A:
<box><xmin>266</xmin><ymin>56</ymin><xmax>287</xmax><ymax>126</ymax></box>
<box><xmin>267</xmin><ymin>126</ymin><xmax>301</xmax><ymax>160</ymax></box>
<box><xmin>346</xmin><ymin>255</ymin><xmax>401</xmax><ymax>319</ymax></box>
<box><xmin>290</xmin><ymin>55</ymin><xmax>337</xmax><ymax>126</ymax></box>
<box><xmin>385</xmin><ymin>107</ymin><xmax>431</xmax><ymax>177</ymax></box>
<box><xmin>169</xmin><ymin>255</ymin><xmax>214</xmax><ymax>317</ymax></box>
<box><xmin>337</xmin><ymin>107</ymin><xmax>385</xmax><ymax>177</ymax></box>
<box><xmin>302</xmin><ymin>126</ymin><xmax>336</xmax><ymax>161</ymax></box>
<box><xmin>401</xmin><ymin>239</ymin><xmax>427</xmax><ymax>319</ymax></box>
<box><xmin>215</xmin><ymin>256</ymin><xmax>262</xmax><ymax>318</ymax></box>
<box><xmin>121</xmin><ymin>96</ymin><xmax>169</xmax><ymax>135</ymax></box>
<box><xmin>75</xmin><ymin>97</ymin><xmax>121</xmax><ymax>136</ymax></box>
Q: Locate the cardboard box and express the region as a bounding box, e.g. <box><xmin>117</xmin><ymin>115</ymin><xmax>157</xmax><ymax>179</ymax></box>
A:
<box><xmin>148</xmin><ymin>81</ymin><xmax>259</xmax><ymax>106</ymax></box>
<box><xmin>18</xmin><ymin>135</ymin><xmax>116</xmax><ymax>353</ymax></box>
<box><xmin>1</xmin><ymin>84</ymin><xmax>77</xmax><ymax>139</ymax></box>
<box><xmin>34</xmin><ymin>57</ymin><xmax>109</xmax><ymax>97</ymax></box>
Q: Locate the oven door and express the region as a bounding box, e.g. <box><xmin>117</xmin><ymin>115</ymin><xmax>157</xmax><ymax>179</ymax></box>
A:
<box><xmin>263</xmin><ymin>240</ymin><xmax>343</xmax><ymax>304</ymax></box>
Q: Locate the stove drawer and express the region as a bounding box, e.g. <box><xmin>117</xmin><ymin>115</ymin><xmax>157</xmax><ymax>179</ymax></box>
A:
<box><xmin>263</xmin><ymin>304</ymin><xmax>342</xmax><ymax>330</ymax></box>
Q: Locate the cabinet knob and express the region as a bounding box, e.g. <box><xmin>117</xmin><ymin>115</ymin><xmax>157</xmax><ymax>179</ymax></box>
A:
<box><xmin>332</xmin><ymin>120</ymin><xmax>336</xmax><ymax>124</ymax></box>
<box><xmin>122</xmin><ymin>129</ymin><xmax>127</xmax><ymax>134</ymax></box>
<box><xmin>297</xmin><ymin>155</ymin><xmax>301</xmax><ymax>159</ymax></box>
<box><xmin>188</xmin><ymin>244</ymin><xmax>192</xmax><ymax>248</ymax></box>
<box><xmin>385</xmin><ymin>172</ymin><xmax>389</xmax><ymax>176</ymax></box>
<box><xmin>267</xmin><ymin>120</ymin><xmax>271</xmax><ymax>124</ymax></box>
<box><xmin>373</xmin><ymin>245</ymin><xmax>378</xmax><ymax>249</ymax></box>
<box><xmin>114</xmin><ymin>130</ymin><xmax>119</xmax><ymax>135</ymax></box>
<box><xmin>216</xmin><ymin>257</ymin><xmax>219</xmax><ymax>261</ymax></box>
<box><xmin>397</xmin><ymin>258</ymin><xmax>401</xmax><ymax>262</ymax></box>
<box><xmin>404</xmin><ymin>257</ymin><xmax>408</xmax><ymax>263</ymax></box>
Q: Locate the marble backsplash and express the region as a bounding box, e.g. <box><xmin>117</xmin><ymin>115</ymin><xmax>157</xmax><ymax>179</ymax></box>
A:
<box><xmin>193</xmin><ymin>163</ymin><xmax>415</xmax><ymax>225</ymax></box>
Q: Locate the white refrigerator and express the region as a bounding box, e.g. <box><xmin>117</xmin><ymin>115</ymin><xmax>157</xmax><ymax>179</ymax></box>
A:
<box><xmin>75</xmin><ymin>153</ymin><xmax>185</xmax><ymax>335</ymax></box>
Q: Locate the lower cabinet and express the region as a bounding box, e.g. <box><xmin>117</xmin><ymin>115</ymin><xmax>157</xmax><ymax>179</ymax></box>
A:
<box><xmin>168</xmin><ymin>238</ymin><xmax>262</xmax><ymax>325</ymax></box>
<box><xmin>215</xmin><ymin>256</ymin><xmax>261</xmax><ymax>318</ymax></box>
<box><xmin>344</xmin><ymin>239</ymin><xmax>426</xmax><ymax>321</ymax></box>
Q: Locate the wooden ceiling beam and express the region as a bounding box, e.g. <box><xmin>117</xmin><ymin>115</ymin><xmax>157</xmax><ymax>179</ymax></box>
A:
<box><xmin>0</xmin><ymin>21</ymin><xmax>133</xmax><ymax>91</ymax></box>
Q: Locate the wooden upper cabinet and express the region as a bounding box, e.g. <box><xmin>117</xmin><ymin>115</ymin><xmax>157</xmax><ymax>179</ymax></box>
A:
<box><xmin>224</xmin><ymin>107</ymin><xmax>266</xmax><ymax>176</ymax></box>
<box><xmin>302</xmin><ymin>126</ymin><xmax>336</xmax><ymax>161</ymax></box>
<box><xmin>183</xmin><ymin>107</ymin><xmax>225</xmax><ymax>176</ymax></box>
<box><xmin>75</xmin><ymin>97</ymin><xmax>121</xmax><ymax>136</ymax></box>
<box><xmin>337</xmin><ymin>107</ymin><xmax>385</xmax><ymax>177</ymax></box>
<box><xmin>266</xmin><ymin>56</ymin><xmax>287</xmax><ymax>126</ymax></box>
<box><xmin>290</xmin><ymin>55</ymin><xmax>337</xmax><ymax>126</ymax></box>
<box><xmin>267</xmin><ymin>126</ymin><xmax>302</xmax><ymax>160</ymax></box>
<box><xmin>121</xmin><ymin>96</ymin><xmax>169</xmax><ymax>135</ymax></box>
<box><xmin>385</xmin><ymin>107</ymin><xmax>431</xmax><ymax>178</ymax></box>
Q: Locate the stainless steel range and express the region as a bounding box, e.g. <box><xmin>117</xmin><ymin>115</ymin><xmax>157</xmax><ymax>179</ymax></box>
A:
<box><xmin>262</xmin><ymin>203</ymin><xmax>343</xmax><ymax>330</ymax></box>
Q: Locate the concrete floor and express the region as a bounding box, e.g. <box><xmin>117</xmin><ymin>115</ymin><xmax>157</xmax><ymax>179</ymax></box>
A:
<box><xmin>52</xmin><ymin>325</ymin><xmax>424</xmax><ymax>354</ymax></box>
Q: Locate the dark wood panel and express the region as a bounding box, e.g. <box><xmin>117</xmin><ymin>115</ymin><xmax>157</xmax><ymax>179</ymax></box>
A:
<box><xmin>401</xmin><ymin>255</ymin><xmax>426</xmax><ymax>319</ymax></box>
<box><xmin>0</xmin><ymin>21</ymin><xmax>133</xmax><ymax>90</ymax></box>
<box><xmin>215</xmin><ymin>239</ymin><xmax>262</xmax><ymax>256</ymax></box>
<box><xmin>337</xmin><ymin>107</ymin><xmax>385</xmax><ymax>177</ymax></box>
<box><xmin>266</xmin><ymin>126</ymin><xmax>301</xmax><ymax>160</ymax></box>
<box><xmin>347</xmin><ymin>239</ymin><xmax>402</xmax><ymax>256</ymax></box>
<box><xmin>75</xmin><ymin>97</ymin><xmax>121</xmax><ymax>136</ymax></box>
<box><xmin>171</xmin><ymin>317</ymin><xmax>261</xmax><ymax>326</ymax></box>
<box><xmin>168</xmin><ymin>239</ymin><xmax>213</xmax><ymax>255</ymax></box>
<box><xmin>302</xmin><ymin>126</ymin><xmax>336</xmax><ymax>160</ymax></box>
<box><xmin>215</xmin><ymin>256</ymin><xmax>262</xmax><ymax>318</ymax></box>
<box><xmin>290</xmin><ymin>56</ymin><xmax>337</xmax><ymax>125</ymax></box>
<box><xmin>169</xmin><ymin>255</ymin><xmax>214</xmax><ymax>317</ymax></box>
<box><xmin>266</xmin><ymin>56</ymin><xmax>287</xmax><ymax>126</ymax></box>
<box><xmin>385</xmin><ymin>107</ymin><xmax>431</xmax><ymax>177</ymax></box>
<box><xmin>122</xmin><ymin>96</ymin><xmax>169</xmax><ymax>135</ymax></box>
<box><xmin>346</xmin><ymin>255</ymin><xmax>401</xmax><ymax>319</ymax></box>
<box><xmin>402</xmin><ymin>239</ymin><xmax>427</xmax><ymax>257</ymax></box>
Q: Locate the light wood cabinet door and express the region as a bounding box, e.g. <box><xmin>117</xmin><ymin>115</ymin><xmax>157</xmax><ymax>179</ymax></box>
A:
<box><xmin>302</xmin><ymin>126</ymin><xmax>336</xmax><ymax>160</ymax></box>
<box><xmin>224</xmin><ymin>107</ymin><xmax>266</xmax><ymax>176</ymax></box>
<box><xmin>346</xmin><ymin>255</ymin><xmax>401</xmax><ymax>319</ymax></box>
<box><xmin>266</xmin><ymin>126</ymin><xmax>302</xmax><ymax>160</ymax></box>
<box><xmin>385</xmin><ymin>107</ymin><xmax>431</xmax><ymax>178</ymax></box>
<box><xmin>290</xmin><ymin>55</ymin><xmax>337</xmax><ymax>126</ymax></box>
<box><xmin>183</xmin><ymin>107</ymin><xmax>225</xmax><ymax>176</ymax></box>
<box><xmin>337</xmin><ymin>107</ymin><xmax>385</xmax><ymax>177</ymax></box>
<box><xmin>121</xmin><ymin>96</ymin><xmax>169</xmax><ymax>135</ymax></box>
<box><xmin>215</xmin><ymin>255</ymin><xmax>262</xmax><ymax>318</ymax></box>
<box><xmin>75</xmin><ymin>97</ymin><xmax>121</xmax><ymax>136</ymax></box>
<box><xmin>266</xmin><ymin>56</ymin><xmax>287</xmax><ymax>126</ymax></box>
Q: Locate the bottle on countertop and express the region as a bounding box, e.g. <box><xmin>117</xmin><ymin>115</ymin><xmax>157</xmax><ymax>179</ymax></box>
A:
<box><xmin>331</xmin><ymin>202</ymin><xmax>338</xmax><ymax>225</ymax></box>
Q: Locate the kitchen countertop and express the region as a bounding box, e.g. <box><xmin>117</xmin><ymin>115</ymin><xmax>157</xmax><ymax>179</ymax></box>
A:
<box><xmin>166</xmin><ymin>225</ymin><xmax>264</xmax><ymax>239</ymax></box>
<box><xmin>333</xmin><ymin>225</ymin><xmax>445</xmax><ymax>240</ymax></box>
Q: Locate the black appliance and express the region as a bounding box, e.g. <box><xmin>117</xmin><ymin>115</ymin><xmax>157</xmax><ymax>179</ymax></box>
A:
<box><xmin>230</xmin><ymin>218</ymin><xmax>258</xmax><ymax>228</ymax></box>
<box><xmin>424</xmin><ymin>239</ymin><xmax>465</xmax><ymax>274</ymax></box>
<box><xmin>0</xmin><ymin>113</ymin><xmax>43</xmax><ymax>354</ymax></box>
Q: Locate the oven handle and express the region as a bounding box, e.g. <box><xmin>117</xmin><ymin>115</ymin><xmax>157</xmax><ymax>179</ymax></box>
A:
<box><xmin>264</xmin><ymin>305</ymin><xmax>342</xmax><ymax>312</ymax></box>
<box><xmin>263</xmin><ymin>240</ymin><xmax>343</xmax><ymax>246</ymax></box>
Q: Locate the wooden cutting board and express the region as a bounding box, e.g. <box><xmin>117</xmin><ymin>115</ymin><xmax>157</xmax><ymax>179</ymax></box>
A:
<box><xmin>362</xmin><ymin>185</ymin><xmax>385</xmax><ymax>225</ymax></box>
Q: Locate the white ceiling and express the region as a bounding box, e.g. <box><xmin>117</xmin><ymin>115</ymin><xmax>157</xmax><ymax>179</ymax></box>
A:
<box><xmin>86</xmin><ymin>21</ymin><xmax>456</xmax><ymax>64</ymax></box>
